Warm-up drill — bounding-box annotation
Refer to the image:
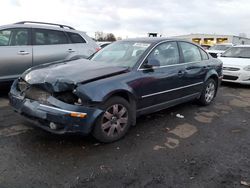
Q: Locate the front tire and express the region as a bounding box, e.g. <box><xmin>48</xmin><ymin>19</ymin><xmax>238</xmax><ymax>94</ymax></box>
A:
<box><xmin>92</xmin><ymin>97</ymin><xmax>132</xmax><ymax>143</ymax></box>
<box><xmin>198</xmin><ymin>78</ymin><xmax>217</xmax><ymax>106</ymax></box>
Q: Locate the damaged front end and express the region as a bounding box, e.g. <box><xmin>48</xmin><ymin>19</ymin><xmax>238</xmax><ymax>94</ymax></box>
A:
<box><xmin>9</xmin><ymin>78</ymin><xmax>103</xmax><ymax>134</ymax></box>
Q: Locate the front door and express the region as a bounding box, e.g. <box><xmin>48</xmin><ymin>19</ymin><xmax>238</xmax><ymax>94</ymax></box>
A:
<box><xmin>136</xmin><ymin>41</ymin><xmax>186</xmax><ymax>110</ymax></box>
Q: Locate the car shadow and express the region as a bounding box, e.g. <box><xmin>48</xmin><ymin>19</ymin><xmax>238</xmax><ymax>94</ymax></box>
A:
<box><xmin>0</xmin><ymin>83</ymin><xmax>11</xmax><ymax>98</ymax></box>
<box><xmin>221</xmin><ymin>82</ymin><xmax>250</xmax><ymax>89</ymax></box>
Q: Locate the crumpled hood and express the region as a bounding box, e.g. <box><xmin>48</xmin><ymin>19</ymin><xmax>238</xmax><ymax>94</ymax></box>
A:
<box><xmin>22</xmin><ymin>59</ymin><xmax>130</xmax><ymax>92</ymax></box>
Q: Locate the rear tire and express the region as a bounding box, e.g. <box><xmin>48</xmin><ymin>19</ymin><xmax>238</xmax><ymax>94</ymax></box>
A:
<box><xmin>198</xmin><ymin>78</ymin><xmax>217</xmax><ymax>106</ymax></box>
<box><xmin>92</xmin><ymin>97</ymin><xmax>132</xmax><ymax>143</ymax></box>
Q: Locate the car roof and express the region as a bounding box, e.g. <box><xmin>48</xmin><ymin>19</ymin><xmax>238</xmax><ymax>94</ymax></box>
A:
<box><xmin>234</xmin><ymin>45</ymin><xmax>250</xmax><ymax>47</ymax></box>
<box><xmin>214</xmin><ymin>43</ymin><xmax>234</xmax><ymax>46</ymax></box>
<box><xmin>0</xmin><ymin>22</ymin><xmax>85</xmax><ymax>34</ymax></box>
<box><xmin>122</xmin><ymin>37</ymin><xmax>188</xmax><ymax>43</ymax></box>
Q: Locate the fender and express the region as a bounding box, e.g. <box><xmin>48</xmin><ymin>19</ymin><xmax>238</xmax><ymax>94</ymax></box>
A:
<box><xmin>75</xmin><ymin>80</ymin><xmax>138</xmax><ymax>103</ymax></box>
<box><xmin>74</xmin><ymin>77</ymin><xmax>138</xmax><ymax>126</ymax></box>
<box><xmin>74</xmin><ymin>70</ymin><xmax>140</xmax><ymax>104</ymax></box>
<box><xmin>204</xmin><ymin>69</ymin><xmax>219</xmax><ymax>83</ymax></box>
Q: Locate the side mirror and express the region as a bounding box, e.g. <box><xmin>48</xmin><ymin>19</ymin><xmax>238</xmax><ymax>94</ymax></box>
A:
<box><xmin>217</xmin><ymin>53</ymin><xmax>221</xmax><ymax>57</ymax></box>
<box><xmin>143</xmin><ymin>58</ymin><xmax>160</xmax><ymax>69</ymax></box>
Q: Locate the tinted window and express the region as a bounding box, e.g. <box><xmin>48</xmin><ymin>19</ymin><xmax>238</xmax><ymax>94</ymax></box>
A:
<box><xmin>148</xmin><ymin>42</ymin><xmax>179</xmax><ymax>66</ymax></box>
<box><xmin>0</xmin><ymin>29</ymin><xmax>29</xmax><ymax>46</ymax></box>
<box><xmin>0</xmin><ymin>30</ymin><xmax>11</xmax><ymax>46</ymax></box>
<box><xmin>222</xmin><ymin>47</ymin><xmax>250</xmax><ymax>58</ymax></box>
<box><xmin>179</xmin><ymin>42</ymin><xmax>202</xmax><ymax>63</ymax></box>
<box><xmin>33</xmin><ymin>29</ymin><xmax>68</xmax><ymax>45</ymax></box>
<box><xmin>67</xmin><ymin>32</ymin><xmax>86</xmax><ymax>43</ymax></box>
<box><xmin>200</xmin><ymin>49</ymin><xmax>209</xmax><ymax>60</ymax></box>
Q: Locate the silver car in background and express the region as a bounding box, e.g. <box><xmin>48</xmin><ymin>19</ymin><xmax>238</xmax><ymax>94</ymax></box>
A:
<box><xmin>0</xmin><ymin>21</ymin><xmax>99</xmax><ymax>82</ymax></box>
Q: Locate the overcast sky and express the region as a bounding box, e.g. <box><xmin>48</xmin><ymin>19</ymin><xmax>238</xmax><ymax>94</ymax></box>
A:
<box><xmin>1</xmin><ymin>0</ymin><xmax>250</xmax><ymax>38</ymax></box>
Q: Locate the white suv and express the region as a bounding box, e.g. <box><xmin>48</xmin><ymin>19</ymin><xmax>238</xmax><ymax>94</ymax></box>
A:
<box><xmin>0</xmin><ymin>21</ymin><xmax>99</xmax><ymax>82</ymax></box>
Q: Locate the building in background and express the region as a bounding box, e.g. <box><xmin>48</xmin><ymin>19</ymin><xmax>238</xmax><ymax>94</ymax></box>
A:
<box><xmin>173</xmin><ymin>34</ymin><xmax>250</xmax><ymax>46</ymax></box>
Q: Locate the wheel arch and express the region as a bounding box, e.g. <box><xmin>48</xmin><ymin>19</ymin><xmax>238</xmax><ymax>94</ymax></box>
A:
<box><xmin>102</xmin><ymin>90</ymin><xmax>137</xmax><ymax>126</ymax></box>
<box><xmin>204</xmin><ymin>71</ymin><xmax>219</xmax><ymax>97</ymax></box>
<box><xmin>205</xmin><ymin>70</ymin><xmax>219</xmax><ymax>86</ymax></box>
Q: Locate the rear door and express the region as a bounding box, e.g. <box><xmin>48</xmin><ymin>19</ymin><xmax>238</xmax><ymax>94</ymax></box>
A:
<box><xmin>0</xmin><ymin>28</ymin><xmax>32</xmax><ymax>81</ymax></box>
<box><xmin>66</xmin><ymin>32</ymin><xmax>96</xmax><ymax>58</ymax></box>
<box><xmin>32</xmin><ymin>28</ymin><xmax>76</xmax><ymax>66</ymax></box>
<box><xmin>178</xmin><ymin>42</ymin><xmax>208</xmax><ymax>96</ymax></box>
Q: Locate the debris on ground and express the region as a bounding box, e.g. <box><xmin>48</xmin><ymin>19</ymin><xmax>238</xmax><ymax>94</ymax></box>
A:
<box><xmin>153</xmin><ymin>145</ymin><xmax>165</xmax><ymax>151</ymax></box>
<box><xmin>241</xmin><ymin>180</ymin><xmax>250</xmax><ymax>187</ymax></box>
<box><xmin>93</xmin><ymin>143</ymin><xmax>100</xmax><ymax>146</ymax></box>
<box><xmin>231</xmin><ymin>129</ymin><xmax>242</xmax><ymax>133</ymax></box>
<box><xmin>136</xmin><ymin>134</ymin><xmax>140</xmax><ymax>137</ymax></box>
<box><xmin>116</xmin><ymin>147</ymin><xmax>120</xmax><ymax>150</ymax></box>
<box><xmin>169</xmin><ymin>123</ymin><xmax>197</xmax><ymax>138</ymax></box>
<box><xmin>176</xmin><ymin>114</ymin><xmax>184</xmax><ymax>119</ymax></box>
<box><xmin>164</xmin><ymin>137</ymin><xmax>180</xmax><ymax>149</ymax></box>
<box><xmin>165</xmin><ymin>127</ymin><xmax>170</xmax><ymax>132</ymax></box>
<box><xmin>100</xmin><ymin>165</ymin><xmax>112</xmax><ymax>173</ymax></box>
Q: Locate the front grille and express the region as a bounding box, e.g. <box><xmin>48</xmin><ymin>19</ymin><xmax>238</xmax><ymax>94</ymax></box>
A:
<box><xmin>209</xmin><ymin>53</ymin><xmax>217</xmax><ymax>58</ymax></box>
<box><xmin>223</xmin><ymin>67</ymin><xmax>240</xmax><ymax>71</ymax></box>
<box><xmin>223</xmin><ymin>75</ymin><xmax>238</xmax><ymax>81</ymax></box>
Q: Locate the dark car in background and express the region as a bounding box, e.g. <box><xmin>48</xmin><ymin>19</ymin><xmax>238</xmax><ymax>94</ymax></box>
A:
<box><xmin>9</xmin><ymin>38</ymin><xmax>223</xmax><ymax>142</ymax></box>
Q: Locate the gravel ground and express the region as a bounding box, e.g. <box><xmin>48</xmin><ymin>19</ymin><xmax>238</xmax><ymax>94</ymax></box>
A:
<box><xmin>0</xmin><ymin>83</ymin><xmax>249</xmax><ymax>188</ymax></box>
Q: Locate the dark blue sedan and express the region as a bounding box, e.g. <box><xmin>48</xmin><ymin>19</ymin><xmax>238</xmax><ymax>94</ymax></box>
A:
<box><xmin>9</xmin><ymin>38</ymin><xmax>223</xmax><ymax>142</ymax></box>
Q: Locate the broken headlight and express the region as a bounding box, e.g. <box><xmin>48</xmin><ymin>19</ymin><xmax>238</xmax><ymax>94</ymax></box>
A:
<box><xmin>54</xmin><ymin>92</ymin><xmax>79</xmax><ymax>104</ymax></box>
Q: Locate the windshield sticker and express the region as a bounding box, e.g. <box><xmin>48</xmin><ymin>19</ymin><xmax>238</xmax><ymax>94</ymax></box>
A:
<box><xmin>133</xmin><ymin>43</ymin><xmax>150</xmax><ymax>48</ymax></box>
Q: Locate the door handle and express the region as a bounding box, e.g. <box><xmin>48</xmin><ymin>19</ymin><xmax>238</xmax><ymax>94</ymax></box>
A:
<box><xmin>67</xmin><ymin>49</ymin><xmax>76</xmax><ymax>53</ymax></box>
<box><xmin>178</xmin><ymin>70</ymin><xmax>185</xmax><ymax>77</ymax></box>
<box><xmin>202</xmin><ymin>66</ymin><xmax>210</xmax><ymax>70</ymax></box>
<box><xmin>18</xmin><ymin>51</ymin><xmax>30</xmax><ymax>55</ymax></box>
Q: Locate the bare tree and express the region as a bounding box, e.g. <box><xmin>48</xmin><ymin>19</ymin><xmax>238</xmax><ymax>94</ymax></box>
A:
<box><xmin>105</xmin><ymin>33</ymin><xmax>116</xmax><ymax>41</ymax></box>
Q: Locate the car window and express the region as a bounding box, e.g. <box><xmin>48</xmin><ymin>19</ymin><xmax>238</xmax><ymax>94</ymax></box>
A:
<box><xmin>179</xmin><ymin>42</ymin><xmax>202</xmax><ymax>63</ymax></box>
<box><xmin>91</xmin><ymin>41</ymin><xmax>151</xmax><ymax>68</ymax></box>
<box><xmin>0</xmin><ymin>30</ymin><xmax>11</xmax><ymax>46</ymax></box>
<box><xmin>221</xmin><ymin>47</ymin><xmax>250</xmax><ymax>58</ymax></box>
<box><xmin>33</xmin><ymin>29</ymin><xmax>68</xmax><ymax>45</ymax></box>
<box><xmin>0</xmin><ymin>28</ymin><xmax>29</xmax><ymax>46</ymax></box>
<box><xmin>67</xmin><ymin>32</ymin><xmax>86</xmax><ymax>43</ymax></box>
<box><xmin>147</xmin><ymin>42</ymin><xmax>179</xmax><ymax>66</ymax></box>
<box><xmin>200</xmin><ymin>48</ymin><xmax>209</xmax><ymax>60</ymax></box>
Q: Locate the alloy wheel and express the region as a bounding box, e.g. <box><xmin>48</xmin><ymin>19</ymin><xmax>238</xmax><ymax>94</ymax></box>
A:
<box><xmin>205</xmin><ymin>82</ymin><xmax>215</xmax><ymax>103</ymax></box>
<box><xmin>101</xmin><ymin>104</ymin><xmax>128</xmax><ymax>137</ymax></box>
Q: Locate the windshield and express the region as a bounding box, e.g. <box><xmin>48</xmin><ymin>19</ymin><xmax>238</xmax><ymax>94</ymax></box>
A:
<box><xmin>91</xmin><ymin>41</ymin><xmax>151</xmax><ymax>68</ymax></box>
<box><xmin>221</xmin><ymin>47</ymin><xmax>250</xmax><ymax>58</ymax></box>
<box><xmin>210</xmin><ymin>45</ymin><xmax>232</xmax><ymax>51</ymax></box>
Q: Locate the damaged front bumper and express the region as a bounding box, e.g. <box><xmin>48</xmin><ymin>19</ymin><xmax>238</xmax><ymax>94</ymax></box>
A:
<box><xmin>9</xmin><ymin>80</ymin><xmax>103</xmax><ymax>135</ymax></box>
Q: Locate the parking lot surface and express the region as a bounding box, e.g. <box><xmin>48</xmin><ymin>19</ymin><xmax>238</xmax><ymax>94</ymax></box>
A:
<box><xmin>0</xmin><ymin>83</ymin><xmax>250</xmax><ymax>188</ymax></box>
